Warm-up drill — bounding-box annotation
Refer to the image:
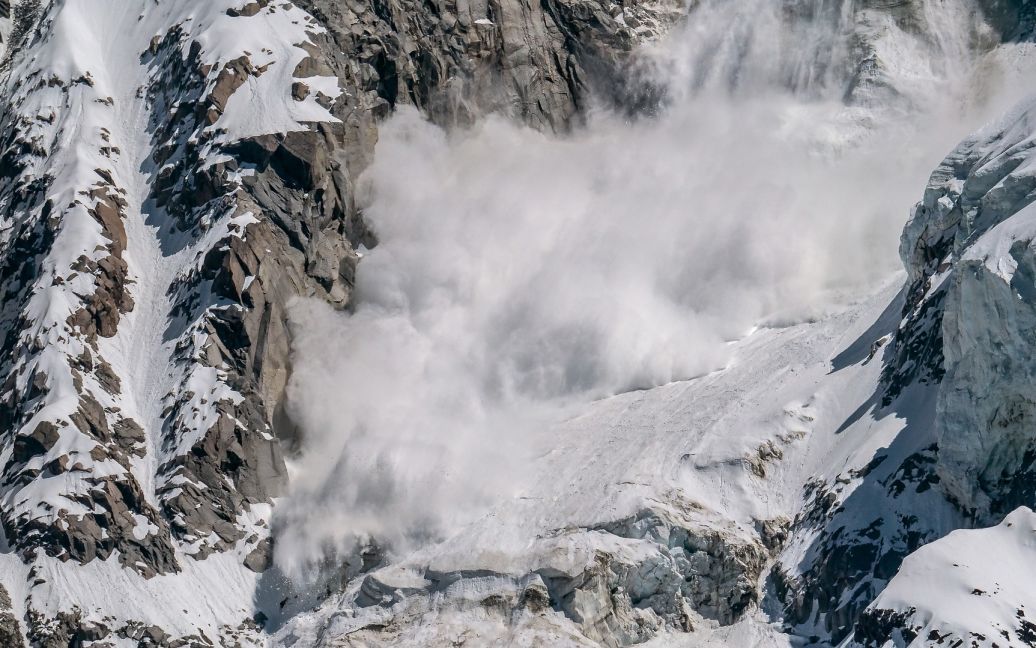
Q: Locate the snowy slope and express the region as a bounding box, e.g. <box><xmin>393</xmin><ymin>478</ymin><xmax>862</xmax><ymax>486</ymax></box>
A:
<box><xmin>855</xmin><ymin>507</ymin><xmax>1036</xmax><ymax>647</ymax></box>
<box><xmin>838</xmin><ymin>81</ymin><xmax>1036</xmax><ymax>648</ymax></box>
<box><xmin>273</xmin><ymin>277</ymin><xmax>908</xmax><ymax>647</ymax></box>
<box><xmin>0</xmin><ymin>0</ymin><xmax>344</xmax><ymax>643</ymax></box>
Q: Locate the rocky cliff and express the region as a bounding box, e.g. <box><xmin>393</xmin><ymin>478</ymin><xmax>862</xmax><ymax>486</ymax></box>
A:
<box><xmin>836</xmin><ymin>81</ymin><xmax>1036</xmax><ymax>648</ymax></box>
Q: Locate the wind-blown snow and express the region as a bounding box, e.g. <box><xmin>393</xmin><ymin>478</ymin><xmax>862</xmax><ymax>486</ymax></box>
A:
<box><xmin>276</xmin><ymin>0</ymin><xmax>1036</xmax><ymax>577</ymax></box>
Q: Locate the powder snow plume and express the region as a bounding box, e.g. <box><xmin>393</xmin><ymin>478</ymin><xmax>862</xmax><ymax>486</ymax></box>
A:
<box><xmin>271</xmin><ymin>0</ymin><xmax>1024</xmax><ymax>578</ymax></box>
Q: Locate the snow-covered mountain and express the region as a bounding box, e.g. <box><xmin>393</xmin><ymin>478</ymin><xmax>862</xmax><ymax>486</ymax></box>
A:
<box><xmin>1</xmin><ymin>0</ymin><xmax>1036</xmax><ymax>646</ymax></box>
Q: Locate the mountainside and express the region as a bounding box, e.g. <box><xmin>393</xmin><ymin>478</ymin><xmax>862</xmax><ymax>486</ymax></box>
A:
<box><xmin>1</xmin><ymin>0</ymin><xmax>1036</xmax><ymax>646</ymax></box>
<box><xmin>848</xmin><ymin>78</ymin><xmax>1036</xmax><ymax>648</ymax></box>
<box><xmin>0</xmin><ymin>0</ymin><xmax>683</xmax><ymax>643</ymax></box>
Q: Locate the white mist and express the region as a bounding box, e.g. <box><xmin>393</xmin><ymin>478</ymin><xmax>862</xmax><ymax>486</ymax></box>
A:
<box><xmin>272</xmin><ymin>0</ymin><xmax>1028</xmax><ymax>579</ymax></box>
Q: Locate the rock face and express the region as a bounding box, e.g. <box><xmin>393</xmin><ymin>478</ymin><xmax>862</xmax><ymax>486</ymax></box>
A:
<box><xmin>775</xmin><ymin>35</ymin><xmax>1036</xmax><ymax>646</ymax></box>
<box><xmin>0</xmin><ymin>585</ymin><xmax>24</xmax><ymax>648</ymax></box>
<box><xmin>897</xmin><ymin>98</ymin><xmax>1036</xmax><ymax>522</ymax></box>
<box><xmin>274</xmin><ymin>501</ymin><xmax>772</xmax><ymax>647</ymax></box>
<box><xmin>978</xmin><ymin>0</ymin><xmax>1036</xmax><ymax>41</ymax></box>
<box><xmin>827</xmin><ymin>95</ymin><xmax>1036</xmax><ymax>641</ymax></box>
<box><xmin>774</xmin><ymin>437</ymin><xmax>965</xmax><ymax>644</ymax></box>
<box><xmin>294</xmin><ymin>0</ymin><xmax>682</xmax><ymax>137</ymax></box>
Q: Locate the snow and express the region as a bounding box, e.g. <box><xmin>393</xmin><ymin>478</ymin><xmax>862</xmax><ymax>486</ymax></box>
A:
<box><xmin>0</xmin><ymin>0</ymin><xmax>339</xmax><ymax>642</ymax></box>
<box><xmin>190</xmin><ymin>2</ymin><xmax>340</xmax><ymax>141</ymax></box>
<box><xmin>29</xmin><ymin>550</ymin><xmax>261</xmax><ymax>640</ymax></box>
<box><xmin>962</xmin><ymin>201</ymin><xmax>1036</xmax><ymax>283</ymax></box>
<box><xmin>275</xmin><ymin>276</ymin><xmax>914</xmax><ymax>645</ymax></box>
<box><xmin>297</xmin><ymin>74</ymin><xmax>343</xmax><ymax>101</ymax></box>
<box><xmin>957</xmin><ymin>94</ymin><xmax>1036</xmax><ymax>284</ymax></box>
<box><xmin>862</xmin><ymin>506</ymin><xmax>1036</xmax><ymax>647</ymax></box>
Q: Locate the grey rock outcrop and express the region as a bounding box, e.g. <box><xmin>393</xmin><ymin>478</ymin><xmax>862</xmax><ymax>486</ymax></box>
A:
<box><xmin>777</xmin><ymin>30</ymin><xmax>1036</xmax><ymax>644</ymax></box>
<box><xmin>0</xmin><ymin>585</ymin><xmax>24</xmax><ymax>648</ymax></box>
<box><xmin>894</xmin><ymin>97</ymin><xmax>1036</xmax><ymax>521</ymax></box>
<box><xmin>295</xmin><ymin>0</ymin><xmax>682</xmax><ymax>138</ymax></box>
<box><xmin>278</xmin><ymin>502</ymin><xmax>771</xmax><ymax>646</ymax></box>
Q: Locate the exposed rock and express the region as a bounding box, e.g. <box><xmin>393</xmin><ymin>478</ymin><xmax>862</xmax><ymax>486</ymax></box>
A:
<box><xmin>244</xmin><ymin>537</ymin><xmax>273</xmax><ymax>572</ymax></box>
<box><xmin>295</xmin><ymin>0</ymin><xmax>684</xmax><ymax>142</ymax></box>
<box><xmin>0</xmin><ymin>48</ymin><xmax>172</xmax><ymax>581</ymax></box>
<box><xmin>978</xmin><ymin>0</ymin><xmax>1036</xmax><ymax>41</ymax></box>
<box><xmin>291</xmin><ymin>81</ymin><xmax>310</xmax><ymax>101</ymax></box>
<box><xmin>291</xmin><ymin>501</ymin><xmax>768</xmax><ymax>646</ymax></box>
<box><xmin>27</xmin><ymin>608</ymin><xmax>112</xmax><ymax>648</ymax></box>
<box><xmin>853</xmin><ymin>606</ymin><xmax>919</xmax><ymax>647</ymax></box>
<box><xmin>0</xmin><ymin>585</ymin><xmax>24</xmax><ymax>648</ymax></box>
<box><xmin>893</xmin><ymin>95</ymin><xmax>1036</xmax><ymax>521</ymax></box>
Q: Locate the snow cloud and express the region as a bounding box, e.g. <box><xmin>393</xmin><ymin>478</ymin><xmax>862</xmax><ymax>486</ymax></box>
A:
<box><xmin>270</xmin><ymin>0</ymin><xmax>1030</xmax><ymax>579</ymax></box>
